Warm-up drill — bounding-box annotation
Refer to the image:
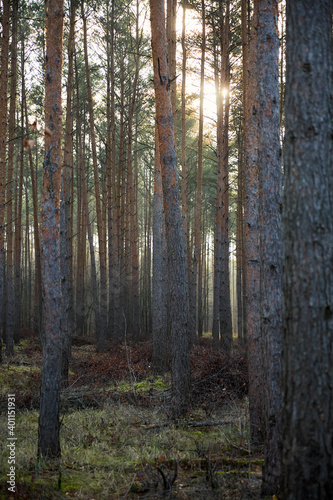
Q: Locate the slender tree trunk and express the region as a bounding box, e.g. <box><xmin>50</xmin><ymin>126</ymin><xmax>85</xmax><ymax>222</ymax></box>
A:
<box><xmin>282</xmin><ymin>1</ymin><xmax>333</xmax><ymax>497</ymax></box>
<box><xmin>6</xmin><ymin>0</ymin><xmax>18</xmax><ymax>354</ymax></box>
<box><xmin>24</xmin><ymin>91</ymin><xmax>42</xmax><ymax>337</ymax></box>
<box><xmin>38</xmin><ymin>0</ymin><xmax>65</xmax><ymax>459</ymax></box>
<box><xmin>219</xmin><ymin>0</ymin><xmax>232</xmax><ymax>352</ymax></box>
<box><xmin>60</xmin><ymin>0</ymin><xmax>76</xmax><ymax>385</ymax></box>
<box><xmin>236</xmin><ymin>130</ymin><xmax>244</xmax><ymax>344</ymax></box>
<box><xmin>212</xmin><ymin>22</ymin><xmax>222</xmax><ymax>349</ymax></box>
<box><xmin>194</xmin><ymin>0</ymin><xmax>205</xmax><ymax>340</ymax></box>
<box><xmin>0</xmin><ymin>0</ymin><xmax>10</xmax><ymax>363</ymax></box>
<box><xmin>150</xmin><ymin>0</ymin><xmax>191</xmax><ymax>418</ymax></box>
<box><xmin>82</xmin><ymin>0</ymin><xmax>107</xmax><ymax>351</ymax></box>
<box><xmin>75</xmin><ymin>91</ymin><xmax>86</xmax><ymax>337</ymax></box>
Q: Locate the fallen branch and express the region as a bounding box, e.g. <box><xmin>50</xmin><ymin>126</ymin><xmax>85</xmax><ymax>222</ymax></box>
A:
<box><xmin>143</xmin><ymin>419</ymin><xmax>234</xmax><ymax>430</ymax></box>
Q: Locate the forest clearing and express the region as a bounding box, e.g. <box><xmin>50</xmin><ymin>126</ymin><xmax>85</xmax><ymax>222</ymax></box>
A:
<box><xmin>0</xmin><ymin>0</ymin><xmax>332</xmax><ymax>498</ymax></box>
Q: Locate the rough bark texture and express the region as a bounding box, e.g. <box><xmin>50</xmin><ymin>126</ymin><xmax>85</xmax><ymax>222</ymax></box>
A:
<box><xmin>38</xmin><ymin>0</ymin><xmax>65</xmax><ymax>459</ymax></box>
<box><xmin>0</xmin><ymin>0</ymin><xmax>11</xmax><ymax>363</ymax></box>
<box><xmin>257</xmin><ymin>0</ymin><xmax>282</xmax><ymax>495</ymax></box>
<box><xmin>150</xmin><ymin>0</ymin><xmax>191</xmax><ymax>418</ymax></box>
<box><xmin>243</xmin><ymin>1</ymin><xmax>265</xmax><ymax>444</ymax></box>
<box><xmin>282</xmin><ymin>1</ymin><xmax>333</xmax><ymax>498</ymax></box>
<box><xmin>219</xmin><ymin>0</ymin><xmax>232</xmax><ymax>352</ymax></box>
<box><xmin>166</xmin><ymin>0</ymin><xmax>177</xmax><ymax>142</ymax></box>
<box><xmin>152</xmin><ymin>125</ymin><xmax>168</xmax><ymax>373</ymax></box>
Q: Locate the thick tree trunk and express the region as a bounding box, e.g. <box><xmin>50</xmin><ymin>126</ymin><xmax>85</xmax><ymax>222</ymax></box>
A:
<box><xmin>150</xmin><ymin>0</ymin><xmax>191</xmax><ymax>418</ymax></box>
<box><xmin>243</xmin><ymin>2</ymin><xmax>265</xmax><ymax>444</ymax></box>
<box><xmin>282</xmin><ymin>1</ymin><xmax>333</xmax><ymax>497</ymax></box>
<box><xmin>38</xmin><ymin>0</ymin><xmax>65</xmax><ymax>459</ymax></box>
<box><xmin>257</xmin><ymin>0</ymin><xmax>282</xmax><ymax>494</ymax></box>
<box><xmin>152</xmin><ymin>125</ymin><xmax>168</xmax><ymax>373</ymax></box>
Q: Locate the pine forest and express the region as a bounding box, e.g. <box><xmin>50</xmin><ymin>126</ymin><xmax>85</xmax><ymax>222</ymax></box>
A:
<box><xmin>0</xmin><ymin>0</ymin><xmax>332</xmax><ymax>498</ymax></box>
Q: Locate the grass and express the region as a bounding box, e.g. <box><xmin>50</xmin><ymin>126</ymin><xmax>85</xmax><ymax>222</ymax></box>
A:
<box><xmin>0</xmin><ymin>335</ymin><xmax>262</xmax><ymax>499</ymax></box>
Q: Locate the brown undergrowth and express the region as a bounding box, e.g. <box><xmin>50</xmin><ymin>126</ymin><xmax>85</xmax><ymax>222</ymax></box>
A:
<box><xmin>0</xmin><ymin>329</ymin><xmax>262</xmax><ymax>499</ymax></box>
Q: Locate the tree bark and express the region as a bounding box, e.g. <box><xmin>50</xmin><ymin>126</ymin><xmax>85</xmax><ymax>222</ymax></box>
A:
<box><xmin>60</xmin><ymin>0</ymin><xmax>76</xmax><ymax>386</ymax></box>
<box><xmin>6</xmin><ymin>0</ymin><xmax>18</xmax><ymax>355</ymax></box>
<box><xmin>219</xmin><ymin>0</ymin><xmax>232</xmax><ymax>352</ymax></box>
<box><xmin>256</xmin><ymin>0</ymin><xmax>282</xmax><ymax>494</ymax></box>
<box><xmin>243</xmin><ymin>1</ymin><xmax>265</xmax><ymax>444</ymax></box>
<box><xmin>152</xmin><ymin>124</ymin><xmax>168</xmax><ymax>373</ymax></box>
<box><xmin>38</xmin><ymin>0</ymin><xmax>65</xmax><ymax>459</ymax></box>
<box><xmin>0</xmin><ymin>0</ymin><xmax>11</xmax><ymax>363</ymax></box>
<box><xmin>194</xmin><ymin>0</ymin><xmax>206</xmax><ymax>340</ymax></box>
<box><xmin>282</xmin><ymin>1</ymin><xmax>333</xmax><ymax>497</ymax></box>
<box><xmin>150</xmin><ymin>0</ymin><xmax>191</xmax><ymax>418</ymax></box>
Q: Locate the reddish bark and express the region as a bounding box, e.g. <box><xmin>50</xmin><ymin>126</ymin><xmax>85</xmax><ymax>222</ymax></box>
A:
<box><xmin>150</xmin><ymin>0</ymin><xmax>191</xmax><ymax>418</ymax></box>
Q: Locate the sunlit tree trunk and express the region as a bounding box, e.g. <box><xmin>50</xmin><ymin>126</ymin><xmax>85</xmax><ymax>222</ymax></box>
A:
<box><xmin>6</xmin><ymin>0</ymin><xmax>18</xmax><ymax>355</ymax></box>
<box><xmin>150</xmin><ymin>0</ymin><xmax>191</xmax><ymax>418</ymax></box>
<box><xmin>282</xmin><ymin>1</ymin><xmax>333</xmax><ymax>497</ymax></box>
<box><xmin>0</xmin><ymin>0</ymin><xmax>10</xmax><ymax>363</ymax></box>
<box><xmin>38</xmin><ymin>0</ymin><xmax>65</xmax><ymax>459</ymax></box>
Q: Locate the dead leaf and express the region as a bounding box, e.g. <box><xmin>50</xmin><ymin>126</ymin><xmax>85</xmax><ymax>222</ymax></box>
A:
<box><xmin>23</xmin><ymin>138</ymin><xmax>35</xmax><ymax>150</ymax></box>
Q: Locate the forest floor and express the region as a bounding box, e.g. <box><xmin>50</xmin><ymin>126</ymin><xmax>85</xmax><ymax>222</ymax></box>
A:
<box><xmin>0</xmin><ymin>330</ymin><xmax>265</xmax><ymax>499</ymax></box>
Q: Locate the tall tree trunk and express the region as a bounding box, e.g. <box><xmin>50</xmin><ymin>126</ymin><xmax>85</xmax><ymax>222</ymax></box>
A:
<box><xmin>38</xmin><ymin>0</ymin><xmax>65</xmax><ymax>459</ymax></box>
<box><xmin>0</xmin><ymin>0</ymin><xmax>10</xmax><ymax>363</ymax></box>
<box><xmin>243</xmin><ymin>1</ymin><xmax>264</xmax><ymax>444</ymax></box>
<box><xmin>257</xmin><ymin>0</ymin><xmax>282</xmax><ymax>494</ymax></box>
<box><xmin>150</xmin><ymin>0</ymin><xmax>191</xmax><ymax>418</ymax></box>
<box><xmin>219</xmin><ymin>0</ymin><xmax>232</xmax><ymax>352</ymax></box>
<box><xmin>6</xmin><ymin>0</ymin><xmax>18</xmax><ymax>354</ymax></box>
<box><xmin>106</xmin><ymin>0</ymin><xmax>118</xmax><ymax>339</ymax></box>
<box><xmin>212</xmin><ymin>31</ymin><xmax>222</xmax><ymax>348</ymax></box>
<box><xmin>282</xmin><ymin>1</ymin><xmax>333</xmax><ymax>497</ymax></box>
<box><xmin>74</xmin><ymin>70</ymin><xmax>86</xmax><ymax>338</ymax></box>
<box><xmin>194</xmin><ymin>0</ymin><xmax>206</xmax><ymax>340</ymax></box>
<box><xmin>60</xmin><ymin>0</ymin><xmax>76</xmax><ymax>385</ymax></box>
<box><xmin>24</xmin><ymin>92</ymin><xmax>42</xmax><ymax>338</ymax></box>
<box><xmin>82</xmin><ymin>0</ymin><xmax>107</xmax><ymax>351</ymax></box>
